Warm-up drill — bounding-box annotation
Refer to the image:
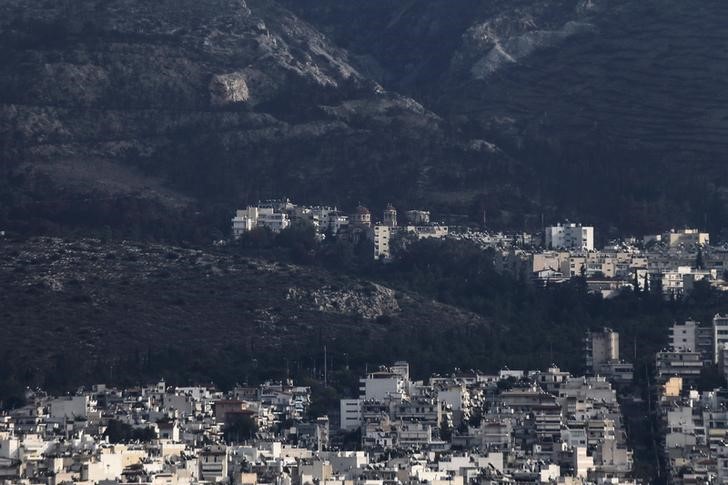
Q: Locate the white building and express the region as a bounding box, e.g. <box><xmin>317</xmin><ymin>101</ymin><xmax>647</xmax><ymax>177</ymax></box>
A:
<box><xmin>586</xmin><ymin>328</ymin><xmax>620</xmax><ymax>372</ymax></box>
<box><xmin>714</xmin><ymin>314</ymin><xmax>728</xmax><ymax>364</ymax></box>
<box><xmin>669</xmin><ymin>320</ymin><xmax>713</xmax><ymax>364</ymax></box>
<box><xmin>232</xmin><ymin>207</ymin><xmax>259</xmax><ymax>236</ymax></box>
<box><xmin>49</xmin><ymin>396</ymin><xmax>91</xmax><ymax>419</ymax></box>
<box><xmin>231</xmin><ymin>206</ymin><xmax>290</xmax><ymax>237</ymax></box>
<box><xmin>359</xmin><ymin>370</ymin><xmax>406</xmax><ymax>402</ymax></box>
<box><xmin>670</xmin><ymin>320</ymin><xmax>700</xmax><ymax>352</ymax></box>
<box><xmin>545</xmin><ymin>223</ymin><xmax>594</xmax><ymax>251</ymax></box>
<box><xmin>326</xmin><ymin>213</ymin><xmax>349</xmax><ymax>236</ymax></box>
<box><xmin>660</xmin><ymin>266</ymin><xmax>717</xmax><ymax>297</ymax></box>
<box><xmin>339</xmin><ymin>399</ymin><xmax>362</xmax><ymax>431</ymax></box>
<box><xmin>373</xmin><ymin>225</ymin><xmax>394</xmax><ymax>260</ymax></box>
<box><xmin>257</xmin><ymin>208</ymin><xmax>290</xmax><ymax>233</ymax></box>
<box><xmin>572</xmin><ymin>446</ymin><xmax>595</xmax><ymax>479</ymax></box>
<box><xmin>389</xmin><ymin>361</ymin><xmax>410</xmax><ymax>381</ymax></box>
<box><xmin>372</xmin><ymin>223</ymin><xmax>449</xmax><ymax>261</ymax></box>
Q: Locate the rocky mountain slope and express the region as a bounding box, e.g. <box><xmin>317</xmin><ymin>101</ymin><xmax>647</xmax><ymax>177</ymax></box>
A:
<box><xmin>282</xmin><ymin>0</ymin><xmax>728</xmax><ymax>234</ymax></box>
<box><xmin>2</xmin><ymin>0</ymin><xmax>728</xmax><ymax>236</ymax></box>
<box><xmin>0</xmin><ymin>0</ymin><xmax>515</xmax><ymax>239</ymax></box>
<box><xmin>0</xmin><ymin>235</ymin><xmax>490</xmax><ymax>389</ymax></box>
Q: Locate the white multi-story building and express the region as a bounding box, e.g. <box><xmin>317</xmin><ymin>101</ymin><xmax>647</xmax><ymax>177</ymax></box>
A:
<box><xmin>656</xmin><ymin>350</ymin><xmax>703</xmax><ymax>380</ymax></box>
<box><xmin>258</xmin><ymin>207</ymin><xmax>290</xmax><ymax>232</ymax></box>
<box><xmin>545</xmin><ymin>223</ymin><xmax>594</xmax><ymax>251</ymax></box>
<box><xmin>660</xmin><ymin>266</ymin><xmax>717</xmax><ymax>297</ymax></box>
<box><xmin>668</xmin><ymin>320</ymin><xmax>713</xmax><ymax>364</ymax></box>
<box><xmin>359</xmin><ymin>370</ymin><xmax>406</xmax><ymax>402</ymax></box>
<box><xmin>340</xmin><ymin>399</ymin><xmax>362</xmax><ymax>431</ymax></box>
<box><xmin>326</xmin><ymin>213</ymin><xmax>349</xmax><ymax>236</ymax></box>
<box><xmin>199</xmin><ymin>445</ymin><xmax>228</xmax><ymax>482</ymax></box>
<box><xmin>231</xmin><ymin>206</ymin><xmax>290</xmax><ymax>237</ymax></box>
<box><xmin>586</xmin><ymin>328</ymin><xmax>620</xmax><ymax>372</ymax></box>
<box><xmin>671</xmin><ymin>320</ymin><xmax>700</xmax><ymax>352</ymax></box>
<box><xmin>49</xmin><ymin>396</ymin><xmax>92</xmax><ymax>419</ymax></box>
<box><xmin>232</xmin><ymin>207</ymin><xmax>259</xmax><ymax>236</ymax></box>
<box><xmin>714</xmin><ymin>314</ymin><xmax>728</xmax><ymax>364</ymax></box>
<box><xmin>373</xmin><ymin>224</ymin><xmax>394</xmax><ymax>260</ymax></box>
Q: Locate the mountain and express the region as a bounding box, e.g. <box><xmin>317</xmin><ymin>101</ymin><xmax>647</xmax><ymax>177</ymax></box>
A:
<box><xmin>2</xmin><ymin>0</ymin><xmax>728</xmax><ymax>237</ymax></box>
<box><xmin>0</xmin><ymin>0</ymin><xmax>519</xmax><ymax>240</ymax></box>
<box><xmin>281</xmin><ymin>0</ymin><xmax>728</xmax><ymax>235</ymax></box>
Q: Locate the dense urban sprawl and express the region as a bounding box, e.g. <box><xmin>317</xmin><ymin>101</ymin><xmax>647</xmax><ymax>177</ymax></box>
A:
<box><xmin>1</xmin><ymin>358</ymin><xmax>645</xmax><ymax>485</ymax></box>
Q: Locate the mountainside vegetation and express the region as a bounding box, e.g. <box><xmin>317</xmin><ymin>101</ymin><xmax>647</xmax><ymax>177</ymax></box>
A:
<box><xmin>282</xmin><ymin>0</ymin><xmax>728</xmax><ymax>236</ymax></box>
<box><xmin>3</xmin><ymin>232</ymin><xmax>728</xmax><ymax>411</ymax></box>
<box><xmin>0</xmin><ymin>234</ymin><xmax>491</xmax><ymax>405</ymax></box>
<box><xmin>2</xmin><ymin>0</ymin><xmax>728</xmax><ymax>239</ymax></box>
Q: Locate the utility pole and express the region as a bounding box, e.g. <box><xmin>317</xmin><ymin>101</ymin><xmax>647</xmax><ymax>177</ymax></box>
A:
<box><xmin>323</xmin><ymin>345</ymin><xmax>328</xmax><ymax>387</ymax></box>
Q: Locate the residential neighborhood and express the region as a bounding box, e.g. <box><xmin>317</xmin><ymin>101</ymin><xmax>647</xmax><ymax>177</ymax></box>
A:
<box><xmin>0</xmin><ymin>360</ymin><xmax>643</xmax><ymax>485</ymax></box>
<box><xmin>2</xmin><ymin>1</ymin><xmax>725</xmax><ymax>483</ymax></box>
<box><xmin>231</xmin><ymin>201</ymin><xmax>726</xmax><ymax>300</ymax></box>
<box><xmin>654</xmin><ymin>315</ymin><xmax>728</xmax><ymax>483</ymax></box>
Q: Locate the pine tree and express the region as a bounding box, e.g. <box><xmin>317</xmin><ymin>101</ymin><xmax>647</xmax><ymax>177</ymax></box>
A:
<box><xmin>696</xmin><ymin>248</ymin><xmax>705</xmax><ymax>270</ymax></box>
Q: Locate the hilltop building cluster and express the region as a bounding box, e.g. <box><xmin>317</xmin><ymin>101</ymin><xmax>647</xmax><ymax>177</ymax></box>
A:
<box><xmin>0</xmin><ymin>363</ymin><xmax>641</xmax><ymax>485</ymax></box>
<box><xmin>231</xmin><ymin>202</ymin><xmax>725</xmax><ymax>299</ymax></box>
<box><xmin>232</xmin><ymin>200</ymin><xmax>347</xmax><ymax>238</ymax></box>
<box><xmin>231</xmin><ymin>200</ymin><xmax>448</xmax><ymax>261</ymax></box>
<box><xmin>478</xmin><ymin>227</ymin><xmax>725</xmax><ymax>299</ymax></box>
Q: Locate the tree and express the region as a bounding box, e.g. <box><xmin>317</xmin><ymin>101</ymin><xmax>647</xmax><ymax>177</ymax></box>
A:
<box><xmin>632</xmin><ymin>271</ymin><xmax>640</xmax><ymax>295</ymax></box>
<box><xmin>697</xmin><ymin>364</ymin><xmax>726</xmax><ymax>391</ymax></box>
<box><xmin>650</xmin><ymin>273</ymin><xmax>664</xmax><ymax>300</ymax></box>
<box><xmin>104</xmin><ymin>419</ymin><xmax>156</xmax><ymax>443</ymax></box>
<box><xmin>439</xmin><ymin>421</ymin><xmax>453</xmax><ymax>441</ymax></box>
<box><xmin>696</xmin><ymin>248</ymin><xmax>705</xmax><ymax>270</ymax></box>
<box><xmin>223</xmin><ymin>415</ymin><xmax>258</xmax><ymax>443</ymax></box>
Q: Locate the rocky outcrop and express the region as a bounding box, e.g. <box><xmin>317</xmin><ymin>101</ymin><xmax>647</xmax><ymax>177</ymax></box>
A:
<box><xmin>287</xmin><ymin>283</ymin><xmax>400</xmax><ymax>320</ymax></box>
<box><xmin>210</xmin><ymin>73</ymin><xmax>250</xmax><ymax>106</ymax></box>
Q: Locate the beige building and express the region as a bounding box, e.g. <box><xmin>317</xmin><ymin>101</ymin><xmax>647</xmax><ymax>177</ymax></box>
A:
<box><xmin>586</xmin><ymin>328</ymin><xmax>620</xmax><ymax>373</ymax></box>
